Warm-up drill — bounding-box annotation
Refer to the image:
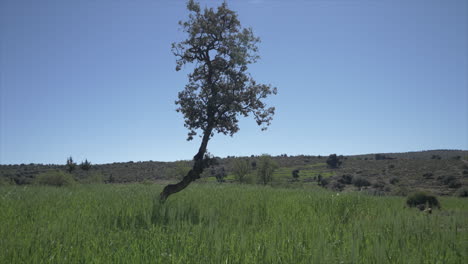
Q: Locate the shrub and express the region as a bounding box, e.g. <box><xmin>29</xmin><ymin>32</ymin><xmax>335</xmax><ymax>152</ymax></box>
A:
<box><xmin>66</xmin><ymin>156</ymin><xmax>76</xmax><ymax>173</ymax></box>
<box><xmin>211</xmin><ymin>167</ymin><xmax>226</xmax><ymax>183</ymax></box>
<box><xmin>81</xmin><ymin>172</ymin><xmax>105</xmax><ymax>184</ymax></box>
<box><xmin>406</xmin><ymin>192</ymin><xmax>440</xmax><ymax>209</ymax></box>
<box><xmin>441</xmin><ymin>175</ymin><xmax>458</xmax><ymax>186</ymax></box>
<box><xmin>431</xmin><ymin>155</ymin><xmax>441</xmax><ymax>160</ymax></box>
<box><xmin>233</xmin><ymin>159</ymin><xmax>251</xmax><ymax>183</ymax></box>
<box><xmin>455</xmin><ymin>187</ymin><xmax>468</xmax><ymax>197</ymax></box>
<box><xmin>318</xmin><ymin>177</ymin><xmax>330</xmax><ymax>187</ymax></box>
<box><xmin>375</xmin><ymin>154</ymin><xmax>386</xmax><ymax>160</ymax></box>
<box><xmin>80</xmin><ymin>159</ymin><xmax>92</xmax><ymax>171</ymax></box>
<box><xmin>330</xmin><ymin>181</ymin><xmax>344</xmax><ymax>191</ymax></box>
<box><xmin>352</xmin><ymin>176</ymin><xmax>371</xmax><ymax>188</ymax></box>
<box><xmin>35</xmin><ymin>170</ymin><xmax>75</xmax><ymax>186</ymax></box>
<box><xmin>326</xmin><ymin>154</ymin><xmax>341</xmax><ymax>169</ymax></box>
<box><xmin>338</xmin><ymin>174</ymin><xmax>353</xmax><ymax>184</ymax></box>
<box><xmin>448</xmin><ymin>180</ymin><xmax>462</xmax><ymax>189</ymax></box>
<box><xmin>372</xmin><ymin>181</ymin><xmax>386</xmax><ymax>190</ymax></box>
<box><xmin>389</xmin><ymin>177</ymin><xmax>399</xmax><ymax>184</ymax></box>
<box><xmin>108</xmin><ymin>174</ymin><xmax>115</xmax><ymax>183</ymax></box>
<box><xmin>422</xmin><ymin>173</ymin><xmax>434</xmax><ymax>179</ymax></box>
<box><xmin>257</xmin><ymin>155</ymin><xmax>278</xmax><ymax>185</ymax></box>
<box><xmin>292</xmin><ymin>169</ymin><xmax>300</xmax><ymax>180</ymax></box>
<box><xmin>251</xmin><ymin>161</ymin><xmax>257</xmax><ymax>170</ymax></box>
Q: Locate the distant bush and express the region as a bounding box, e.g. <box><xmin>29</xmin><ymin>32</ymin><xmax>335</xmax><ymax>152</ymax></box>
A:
<box><xmin>257</xmin><ymin>155</ymin><xmax>278</xmax><ymax>185</ymax></box>
<box><xmin>330</xmin><ymin>181</ymin><xmax>344</xmax><ymax>191</ymax></box>
<box><xmin>375</xmin><ymin>154</ymin><xmax>386</xmax><ymax>160</ymax></box>
<box><xmin>372</xmin><ymin>181</ymin><xmax>386</xmax><ymax>190</ymax></box>
<box><xmin>448</xmin><ymin>180</ymin><xmax>462</xmax><ymax>189</ymax></box>
<box><xmin>80</xmin><ymin>159</ymin><xmax>92</xmax><ymax>171</ymax></box>
<box><xmin>422</xmin><ymin>173</ymin><xmax>434</xmax><ymax>179</ymax></box>
<box><xmin>108</xmin><ymin>174</ymin><xmax>115</xmax><ymax>183</ymax></box>
<box><xmin>431</xmin><ymin>155</ymin><xmax>441</xmax><ymax>160</ymax></box>
<box><xmin>441</xmin><ymin>175</ymin><xmax>459</xmax><ymax>188</ymax></box>
<box><xmin>292</xmin><ymin>169</ymin><xmax>300</xmax><ymax>180</ymax></box>
<box><xmin>389</xmin><ymin>177</ymin><xmax>399</xmax><ymax>185</ymax></box>
<box><xmin>66</xmin><ymin>156</ymin><xmax>76</xmax><ymax>173</ymax></box>
<box><xmin>455</xmin><ymin>187</ymin><xmax>468</xmax><ymax>198</ymax></box>
<box><xmin>318</xmin><ymin>177</ymin><xmax>330</xmax><ymax>187</ymax></box>
<box><xmin>388</xmin><ymin>164</ymin><xmax>395</xmax><ymax>169</ymax></box>
<box><xmin>338</xmin><ymin>174</ymin><xmax>353</xmax><ymax>184</ymax></box>
<box><xmin>353</xmin><ymin>177</ymin><xmax>371</xmax><ymax>188</ymax></box>
<box><xmin>406</xmin><ymin>192</ymin><xmax>440</xmax><ymax>209</ymax></box>
<box><xmin>233</xmin><ymin>159</ymin><xmax>251</xmax><ymax>183</ymax></box>
<box><xmin>211</xmin><ymin>167</ymin><xmax>226</xmax><ymax>183</ymax></box>
<box><xmin>251</xmin><ymin>161</ymin><xmax>257</xmax><ymax>170</ymax></box>
<box><xmin>326</xmin><ymin>154</ymin><xmax>341</xmax><ymax>169</ymax></box>
<box><xmin>35</xmin><ymin>170</ymin><xmax>75</xmax><ymax>186</ymax></box>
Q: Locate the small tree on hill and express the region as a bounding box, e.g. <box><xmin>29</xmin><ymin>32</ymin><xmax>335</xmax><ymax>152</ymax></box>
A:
<box><xmin>80</xmin><ymin>159</ymin><xmax>92</xmax><ymax>171</ymax></box>
<box><xmin>233</xmin><ymin>158</ymin><xmax>251</xmax><ymax>183</ymax></box>
<box><xmin>257</xmin><ymin>155</ymin><xmax>277</xmax><ymax>185</ymax></box>
<box><xmin>292</xmin><ymin>169</ymin><xmax>300</xmax><ymax>180</ymax></box>
<box><xmin>66</xmin><ymin>156</ymin><xmax>76</xmax><ymax>173</ymax></box>
<box><xmin>326</xmin><ymin>154</ymin><xmax>341</xmax><ymax>169</ymax></box>
<box><xmin>160</xmin><ymin>0</ymin><xmax>277</xmax><ymax>201</ymax></box>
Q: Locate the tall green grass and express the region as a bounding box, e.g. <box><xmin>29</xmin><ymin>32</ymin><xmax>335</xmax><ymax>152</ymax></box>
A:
<box><xmin>0</xmin><ymin>184</ymin><xmax>467</xmax><ymax>263</ymax></box>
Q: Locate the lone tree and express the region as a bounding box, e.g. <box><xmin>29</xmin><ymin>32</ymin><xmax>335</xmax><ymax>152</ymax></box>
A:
<box><xmin>160</xmin><ymin>0</ymin><xmax>277</xmax><ymax>201</ymax></box>
<box><xmin>292</xmin><ymin>169</ymin><xmax>300</xmax><ymax>180</ymax></box>
<box><xmin>66</xmin><ymin>156</ymin><xmax>76</xmax><ymax>173</ymax></box>
<box><xmin>257</xmin><ymin>155</ymin><xmax>278</xmax><ymax>185</ymax></box>
<box><xmin>326</xmin><ymin>154</ymin><xmax>341</xmax><ymax>169</ymax></box>
<box><xmin>233</xmin><ymin>158</ymin><xmax>251</xmax><ymax>183</ymax></box>
<box><xmin>80</xmin><ymin>159</ymin><xmax>92</xmax><ymax>171</ymax></box>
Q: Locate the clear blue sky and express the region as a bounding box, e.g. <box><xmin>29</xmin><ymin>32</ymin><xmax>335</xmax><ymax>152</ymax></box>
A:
<box><xmin>1</xmin><ymin>0</ymin><xmax>467</xmax><ymax>165</ymax></box>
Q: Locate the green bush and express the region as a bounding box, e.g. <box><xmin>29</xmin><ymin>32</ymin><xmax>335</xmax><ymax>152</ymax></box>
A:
<box><xmin>338</xmin><ymin>174</ymin><xmax>353</xmax><ymax>184</ymax></box>
<box><xmin>353</xmin><ymin>176</ymin><xmax>371</xmax><ymax>188</ymax></box>
<box><xmin>389</xmin><ymin>177</ymin><xmax>399</xmax><ymax>185</ymax></box>
<box><xmin>232</xmin><ymin>159</ymin><xmax>251</xmax><ymax>183</ymax></box>
<box><xmin>326</xmin><ymin>154</ymin><xmax>341</xmax><ymax>168</ymax></box>
<box><xmin>80</xmin><ymin>159</ymin><xmax>92</xmax><ymax>171</ymax></box>
<box><xmin>455</xmin><ymin>187</ymin><xmax>468</xmax><ymax>198</ymax></box>
<box><xmin>406</xmin><ymin>192</ymin><xmax>440</xmax><ymax>209</ymax></box>
<box><xmin>35</xmin><ymin>170</ymin><xmax>75</xmax><ymax>187</ymax></box>
<box><xmin>257</xmin><ymin>155</ymin><xmax>278</xmax><ymax>185</ymax></box>
<box><xmin>318</xmin><ymin>177</ymin><xmax>329</xmax><ymax>187</ymax></box>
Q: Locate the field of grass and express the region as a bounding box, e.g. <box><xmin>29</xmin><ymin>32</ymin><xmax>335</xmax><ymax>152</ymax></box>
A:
<box><xmin>1</xmin><ymin>183</ymin><xmax>467</xmax><ymax>263</ymax></box>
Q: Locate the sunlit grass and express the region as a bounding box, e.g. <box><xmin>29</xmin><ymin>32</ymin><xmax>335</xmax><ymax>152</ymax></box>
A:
<box><xmin>0</xmin><ymin>184</ymin><xmax>467</xmax><ymax>263</ymax></box>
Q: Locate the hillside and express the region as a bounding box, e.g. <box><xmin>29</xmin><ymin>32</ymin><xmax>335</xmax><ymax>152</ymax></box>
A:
<box><xmin>1</xmin><ymin>149</ymin><xmax>467</xmax><ymax>196</ymax></box>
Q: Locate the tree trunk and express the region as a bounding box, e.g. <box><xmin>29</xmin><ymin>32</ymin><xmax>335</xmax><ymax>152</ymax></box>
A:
<box><xmin>159</xmin><ymin>127</ymin><xmax>212</xmax><ymax>202</ymax></box>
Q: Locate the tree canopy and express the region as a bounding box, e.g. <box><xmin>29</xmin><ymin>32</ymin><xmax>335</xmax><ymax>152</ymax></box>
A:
<box><xmin>173</xmin><ymin>0</ymin><xmax>277</xmax><ymax>141</ymax></box>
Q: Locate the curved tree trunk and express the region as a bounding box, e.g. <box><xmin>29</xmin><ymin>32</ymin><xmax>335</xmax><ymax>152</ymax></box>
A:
<box><xmin>159</xmin><ymin>127</ymin><xmax>212</xmax><ymax>202</ymax></box>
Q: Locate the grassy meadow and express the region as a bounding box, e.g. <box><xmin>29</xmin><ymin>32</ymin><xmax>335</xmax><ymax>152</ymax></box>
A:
<box><xmin>1</xmin><ymin>183</ymin><xmax>467</xmax><ymax>263</ymax></box>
